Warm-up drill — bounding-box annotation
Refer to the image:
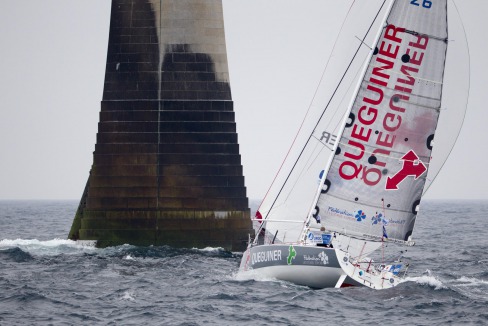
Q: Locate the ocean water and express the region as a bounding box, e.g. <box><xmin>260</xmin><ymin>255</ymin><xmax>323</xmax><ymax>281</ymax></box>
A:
<box><xmin>0</xmin><ymin>200</ymin><xmax>487</xmax><ymax>325</ymax></box>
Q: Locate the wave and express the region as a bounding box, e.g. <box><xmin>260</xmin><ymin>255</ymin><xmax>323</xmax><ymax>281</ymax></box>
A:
<box><xmin>120</xmin><ymin>290</ymin><xmax>136</xmax><ymax>302</ymax></box>
<box><xmin>450</xmin><ymin>276</ymin><xmax>488</xmax><ymax>301</ymax></box>
<box><xmin>0</xmin><ymin>246</ymin><xmax>34</xmax><ymax>262</ymax></box>
<box><xmin>114</xmin><ymin>245</ymin><xmax>236</xmax><ymax>259</ymax></box>
<box><xmin>0</xmin><ymin>238</ymin><xmax>96</xmax><ymax>256</ymax></box>
<box><xmin>193</xmin><ymin>246</ymin><xmax>224</xmax><ymax>253</ymax></box>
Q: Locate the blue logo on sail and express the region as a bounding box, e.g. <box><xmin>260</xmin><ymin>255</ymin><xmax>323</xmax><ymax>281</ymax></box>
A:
<box><xmin>372</xmin><ymin>213</ymin><xmax>388</xmax><ymax>225</ymax></box>
<box><xmin>355</xmin><ymin>210</ymin><xmax>366</xmax><ymax>222</ymax></box>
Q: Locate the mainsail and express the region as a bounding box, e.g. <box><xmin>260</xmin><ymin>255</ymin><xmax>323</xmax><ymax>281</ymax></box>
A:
<box><xmin>317</xmin><ymin>0</ymin><xmax>448</xmax><ymax>243</ymax></box>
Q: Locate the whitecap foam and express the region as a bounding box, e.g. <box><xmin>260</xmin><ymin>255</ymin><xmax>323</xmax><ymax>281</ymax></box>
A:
<box><xmin>123</xmin><ymin>254</ymin><xmax>135</xmax><ymax>260</ymax></box>
<box><xmin>120</xmin><ymin>291</ymin><xmax>136</xmax><ymax>301</ymax></box>
<box><xmin>404</xmin><ymin>274</ymin><xmax>447</xmax><ymax>290</ymax></box>
<box><xmin>233</xmin><ymin>269</ymin><xmax>279</xmax><ymax>283</ymax></box>
<box><xmin>0</xmin><ymin>238</ymin><xmax>97</xmax><ymax>255</ymax></box>
<box><xmin>192</xmin><ymin>247</ymin><xmax>224</xmax><ymax>253</ymax></box>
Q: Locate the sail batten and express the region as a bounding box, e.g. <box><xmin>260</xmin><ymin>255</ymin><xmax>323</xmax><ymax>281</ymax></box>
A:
<box><xmin>368</xmin><ymin>66</ymin><xmax>444</xmax><ymax>86</ymax></box>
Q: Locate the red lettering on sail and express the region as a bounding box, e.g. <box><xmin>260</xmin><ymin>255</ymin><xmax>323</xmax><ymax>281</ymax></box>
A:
<box><xmin>384</xmin><ymin>25</ymin><xmax>405</xmax><ymax>43</ymax></box>
<box><xmin>338</xmin><ymin>24</ymin><xmax>430</xmax><ymax>188</ymax></box>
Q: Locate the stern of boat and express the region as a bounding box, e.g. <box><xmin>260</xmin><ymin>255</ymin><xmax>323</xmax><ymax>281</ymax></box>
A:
<box><xmin>335</xmin><ymin>248</ymin><xmax>406</xmax><ymax>289</ymax></box>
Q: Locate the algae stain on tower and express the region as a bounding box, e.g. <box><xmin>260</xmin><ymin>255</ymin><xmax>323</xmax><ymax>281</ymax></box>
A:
<box><xmin>68</xmin><ymin>0</ymin><xmax>253</xmax><ymax>251</ymax></box>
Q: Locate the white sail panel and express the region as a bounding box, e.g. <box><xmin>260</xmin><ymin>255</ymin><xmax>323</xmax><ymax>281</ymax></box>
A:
<box><xmin>318</xmin><ymin>0</ymin><xmax>448</xmax><ymax>242</ymax></box>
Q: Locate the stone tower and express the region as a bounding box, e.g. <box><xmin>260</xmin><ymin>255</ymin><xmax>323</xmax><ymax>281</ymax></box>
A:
<box><xmin>68</xmin><ymin>0</ymin><xmax>253</xmax><ymax>251</ymax></box>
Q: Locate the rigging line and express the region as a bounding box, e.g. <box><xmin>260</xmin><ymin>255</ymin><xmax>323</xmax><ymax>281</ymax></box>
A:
<box><xmin>320</xmin><ymin>54</ymin><xmax>369</xmax><ymax>134</ymax></box>
<box><xmin>355</xmin><ymin>35</ymin><xmax>373</xmax><ymax>50</ymax></box>
<box><xmin>423</xmin><ymin>0</ymin><xmax>471</xmax><ymax>195</ymax></box>
<box><xmin>299</xmin><ymin>53</ymin><xmax>370</xmax><ymax>175</ymax></box>
<box><xmin>284</xmin><ymin>55</ymin><xmax>368</xmax><ymax>201</ymax></box>
<box><xmin>306</xmin><ymin>53</ymin><xmax>368</xmax><ymax>152</ymax></box>
<box><xmin>262</xmin><ymin>0</ymin><xmax>389</xmax><ymax>220</ymax></box>
<box><xmin>291</xmin><ymin>60</ymin><xmax>365</xmax><ymax>189</ymax></box>
<box><xmin>256</xmin><ymin>0</ymin><xmax>358</xmax><ymax>216</ymax></box>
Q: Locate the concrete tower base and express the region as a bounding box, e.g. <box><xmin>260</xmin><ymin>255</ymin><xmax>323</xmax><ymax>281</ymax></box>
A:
<box><xmin>68</xmin><ymin>0</ymin><xmax>252</xmax><ymax>251</ymax></box>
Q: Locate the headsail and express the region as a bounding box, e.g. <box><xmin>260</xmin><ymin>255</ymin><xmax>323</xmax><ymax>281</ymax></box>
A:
<box><xmin>317</xmin><ymin>0</ymin><xmax>449</xmax><ymax>243</ymax></box>
<box><xmin>255</xmin><ymin>1</ymin><xmax>390</xmax><ymax>244</ymax></box>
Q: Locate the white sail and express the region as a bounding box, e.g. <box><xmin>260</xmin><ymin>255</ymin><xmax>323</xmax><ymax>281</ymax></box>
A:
<box><xmin>256</xmin><ymin>1</ymin><xmax>390</xmax><ymax>244</ymax></box>
<box><xmin>317</xmin><ymin>0</ymin><xmax>449</xmax><ymax>243</ymax></box>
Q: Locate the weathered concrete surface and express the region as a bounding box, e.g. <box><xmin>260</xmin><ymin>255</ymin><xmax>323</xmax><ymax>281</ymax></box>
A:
<box><xmin>68</xmin><ymin>0</ymin><xmax>252</xmax><ymax>251</ymax></box>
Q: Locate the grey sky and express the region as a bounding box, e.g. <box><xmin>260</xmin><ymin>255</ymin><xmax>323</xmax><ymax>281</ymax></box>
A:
<box><xmin>0</xmin><ymin>0</ymin><xmax>486</xmax><ymax>200</ymax></box>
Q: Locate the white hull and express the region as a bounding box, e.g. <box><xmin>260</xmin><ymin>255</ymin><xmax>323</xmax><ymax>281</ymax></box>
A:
<box><xmin>239</xmin><ymin>243</ymin><xmax>404</xmax><ymax>289</ymax></box>
<box><xmin>242</xmin><ymin>264</ymin><xmax>346</xmax><ymax>288</ymax></box>
<box><xmin>239</xmin><ymin>244</ymin><xmax>359</xmax><ymax>288</ymax></box>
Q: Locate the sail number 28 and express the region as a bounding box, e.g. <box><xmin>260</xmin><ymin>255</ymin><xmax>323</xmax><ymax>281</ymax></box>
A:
<box><xmin>410</xmin><ymin>0</ymin><xmax>432</xmax><ymax>8</ymax></box>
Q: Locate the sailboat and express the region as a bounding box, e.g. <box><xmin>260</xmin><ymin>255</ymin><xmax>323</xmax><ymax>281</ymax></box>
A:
<box><xmin>239</xmin><ymin>0</ymin><xmax>468</xmax><ymax>289</ymax></box>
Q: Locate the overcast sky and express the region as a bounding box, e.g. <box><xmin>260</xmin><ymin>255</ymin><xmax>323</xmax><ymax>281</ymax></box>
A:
<box><xmin>0</xmin><ymin>0</ymin><xmax>486</xmax><ymax>201</ymax></box>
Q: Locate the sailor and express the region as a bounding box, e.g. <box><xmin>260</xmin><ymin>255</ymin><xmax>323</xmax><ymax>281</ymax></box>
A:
<box><xmin>255</xmin><ymin>211</ymin><xmax>266</xmax><ymax>245</ymax></box>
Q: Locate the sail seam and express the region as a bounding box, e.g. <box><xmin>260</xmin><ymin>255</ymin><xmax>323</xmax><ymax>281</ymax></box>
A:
<box><xmin>368</xmin><ymin>65</ymin><xmax>444</xmax><ymax>85</ymax></box>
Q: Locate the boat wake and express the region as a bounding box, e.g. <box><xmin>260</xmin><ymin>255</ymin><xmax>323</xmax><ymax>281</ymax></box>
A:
<box><xmin>234</xmin><ymin>269</ymin><xmax>282</xmax><ymax>284</ymax></box>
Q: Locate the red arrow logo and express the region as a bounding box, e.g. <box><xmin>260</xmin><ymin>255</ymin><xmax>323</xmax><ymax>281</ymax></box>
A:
<box><xmin>385</xmin><ymin>150</ymin><xmax>427</xmax><ymax>190</ymax></box>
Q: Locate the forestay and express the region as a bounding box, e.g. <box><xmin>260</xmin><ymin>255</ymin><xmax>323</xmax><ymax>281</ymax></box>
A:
<box><xmin>317</xmin><ymin>0</ymin><xmax>448</xmax><ymax>242</ymax></box>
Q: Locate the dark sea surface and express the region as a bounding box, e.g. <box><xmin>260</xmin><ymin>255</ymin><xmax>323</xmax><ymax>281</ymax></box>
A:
<box><xmin>0</xmin><ymin>200</ymin><xmax>487</xmax><ymax>325</ymax></box>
